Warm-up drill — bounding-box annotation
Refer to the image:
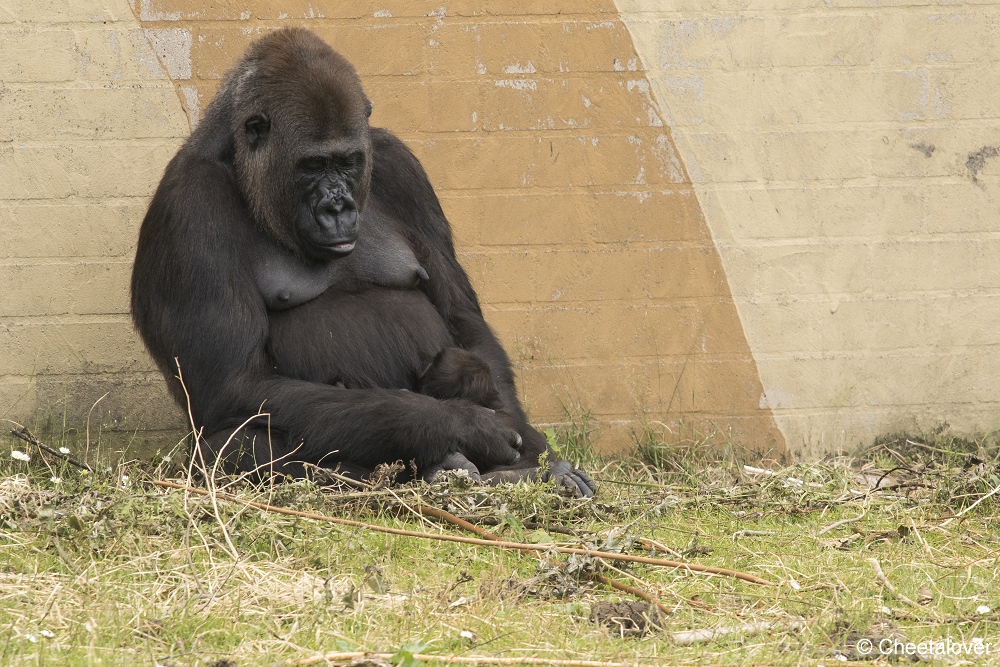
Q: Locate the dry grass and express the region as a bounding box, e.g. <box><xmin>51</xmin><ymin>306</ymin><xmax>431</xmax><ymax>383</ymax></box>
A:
<box><xmin>2</xmin><ymin>426</ymin><xmax>1000</xmax><ymax>666</ymax></box>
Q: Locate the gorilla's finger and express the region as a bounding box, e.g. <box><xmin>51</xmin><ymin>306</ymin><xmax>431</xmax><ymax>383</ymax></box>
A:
<box><xmin>566</xmin><ymin>473</ymin><xmax>594</xmax><ymax>498</ymax></box>
<box><xmin>572</xmin><ymin>468</ymin><xmax>597</xmax><ymax>495</ymax></box>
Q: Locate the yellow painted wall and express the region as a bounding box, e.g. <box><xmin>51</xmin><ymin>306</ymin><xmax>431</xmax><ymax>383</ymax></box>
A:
<box><xmin>1</xmin><ymin>0</ymin><xmax>790</xmax><ymax>457</ymax></box>
<box><xmin>618</xmin><ymin>0</ymin><xmax>1000</xmax><ymax>456</ymax></box>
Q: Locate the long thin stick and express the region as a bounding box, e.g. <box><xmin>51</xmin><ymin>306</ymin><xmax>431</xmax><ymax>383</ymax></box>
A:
<box><xmin>150</xmin><ymin>480</ymin><xmax>774</xmax><ymax>586</ymax></box>
<box><xmin>670</xmin><ymin>620</ymin><xmax>806</xmax><ymax>646</ymax></box>
<box><xmin>281</xmin><ymin>651</ymin><xmax>680</xmax><ymax>667</ymax></box>
<box><xmin>8</xmin><ymin>425</ymin><xmax>94</xmax><ymax>472</ymax></box>
<box><xmin>867</xmin><ymin>558</ymin><xmax>920</xmax><ymax>608</ymax></box>
<box><xmin>415</xmin><ymin>506</ymin><xmax>673</xmax><ymax>613</ymax></box>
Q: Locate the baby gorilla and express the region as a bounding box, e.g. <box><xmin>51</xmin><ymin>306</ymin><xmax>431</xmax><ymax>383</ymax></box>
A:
<box><xmin>418</xmin><ymin>347</ymin><xmax>503</xmax><ymax>410</ymax></box>
<box><xmin>417</xmin><ymin>348</ymin><xmax>507</xmax><ymax>481</ymax></box>
<box><xmin>416</xmin><ymin>347</ymin><xmax>595</xmax><ymax>496</ymax></box>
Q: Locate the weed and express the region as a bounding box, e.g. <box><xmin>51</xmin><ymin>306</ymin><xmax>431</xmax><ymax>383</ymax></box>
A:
<box><xmin>2</xmin><ymin>428</ymin><xmax>1000</xmax><ymax>666</ymax></box>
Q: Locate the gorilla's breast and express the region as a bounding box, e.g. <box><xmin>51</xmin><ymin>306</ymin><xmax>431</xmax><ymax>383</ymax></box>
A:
<box><xmin>266</xmin><ymin>288</ymin><xmax>452</xmax><ymax>389</ymax></box>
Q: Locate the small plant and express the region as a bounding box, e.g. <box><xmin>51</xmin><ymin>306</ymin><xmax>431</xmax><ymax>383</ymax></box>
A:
<box><xmin>542</xmin><ymin>405</ymin><xmax>599</xmax><ymax>469</ymax></box>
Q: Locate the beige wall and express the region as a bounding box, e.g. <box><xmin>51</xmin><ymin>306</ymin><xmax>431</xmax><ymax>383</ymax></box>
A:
<box><xmin>0</xmin><ymin>0</ymin><xmax>190</xmax><ymax>452</ymax></box>
<box><xmin>3</xmin><ymin>0</ymin><xmax>826</xmax><ymax>458</ymax></box>
<box><xmin>618</xmin><ymin>0</ymin><xmax>1000</xmax><ymax>456</ymax></box>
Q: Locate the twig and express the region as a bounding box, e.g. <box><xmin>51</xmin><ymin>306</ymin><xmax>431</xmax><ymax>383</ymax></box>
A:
<box><xmin>940</xmin><ymin>477</ymin><xmax>1000</xmax><ymax>527</ymax></box>
<box><xmin>817</xmin><ymin>507</ymin><xmax>867</xmax><ymax>536</ymax></box>
<box><xmin>637</xmin><ymin>537</ymin><xmax>683</xmax><ymax>559</ymax></box>
<box><xmin>670</xmin><ymin>620</ymin><xmax>806</xmax><ymax>646</ymax></box>
<box><xmin>731</xmin><ymin>530</ymin><xmax>774</xmax><ymax>540</ymax></box>
<box><xmin>150</xmin><ymin>480</ymin><xmax>775</xmax><ymax>586</ymax></box>
<box><xmin>415</xmin><ymin>505</ymin><xmax>672</xmax><ymax>613</ymax></box>
<box><xmin>590</xmin><ymin>572</ymin><xmax>671</xmax><ymax>615</ymax></box>
<box><xmin>867</xmin><ymin>558</ymin><xmax>921</xmax><ymax>608</ymax></box>
<box><xmin>279</xmin><ymin>651</ymin><xmax>677</xmax><ymax>667</ymax></box>
<box><xmin>7</xmin><ymin>424</ymin><xmax>94</xmax><ymax>472</ymax></box>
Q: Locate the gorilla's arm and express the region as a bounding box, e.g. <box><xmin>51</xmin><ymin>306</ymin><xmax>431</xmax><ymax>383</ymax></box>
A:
<box><xmin>368</xmin><ymin>131</ymin><xmax>542</xmax><ymax>458</ymax></box>
<box><xmin>369</xmin><ymin>130</ymin><xmax>595</xmax><ymax>496</ymax></box>
<box><xmin>131</xmin><ymin>152</ymin><xmax>521</xmax><ymax>475</ymax></box>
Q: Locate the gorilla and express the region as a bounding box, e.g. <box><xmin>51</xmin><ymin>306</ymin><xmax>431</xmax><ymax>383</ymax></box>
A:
<box><xmin>418</xmin><ymin>347</ymin><xmax>503</xmax><ymax>411</ymax></box>
<box><xmin>130</xmin><ymin>27</ymin><xmax>594</xmax><ymax>497</ymax></box>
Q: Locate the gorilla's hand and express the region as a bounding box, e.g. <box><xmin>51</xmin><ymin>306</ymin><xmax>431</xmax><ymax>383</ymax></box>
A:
<box><xmin>543</xmin><ymin>460</ymin><xmax>597</xmax><ymax>498</ymax></box>
<box><xmin>423</xmin><ymin>452</ymin><xmax>482</xmax><ymax>482</ymax></box>
<box><xmin>453</xmin><ymin>403</ymin><xmax>522</xmax><ymax>468</ymax></box>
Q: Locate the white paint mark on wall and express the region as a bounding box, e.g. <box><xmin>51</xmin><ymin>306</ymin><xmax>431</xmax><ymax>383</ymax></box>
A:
<box><xmin>180</xmin><ymin>86</ymin><xmax>200</xmax><ymax>128</ymax></box>
<box><xmin>495</xmin><ymin>79</ymin><xmax>537</xmax><ymax>92</ymax></box>
<box><xmin>144</xmin><ymin>29</ymin><xmax>191</xmax><ymax>80</ymax></box>
<box><xmin>131</xmin><ymin>31</ymin><xmax>163</xmax><ymax>79</ymax></box>
<box><xmin>374</xmin><ymin>9</ymin><xmax>392</xmax><ymax>17</ymax></box>
<box><xmin>503</xmin><ymin>61</ymin><xmax>536</xmax><ymax>74</ymax></box>
<box><xmin>626</xmin><ymin>79</ymin><xmax>665</xmax><ymax>127</ymax></box>
<box><xmin>138</xmin><ymin>0</ymin><xmax>180</xmax><ymax>21</ymax></box>
<box><xmin>653</xmin><ymin>134</ymin><xmax>684</xmax><ymax>182</ymax></box>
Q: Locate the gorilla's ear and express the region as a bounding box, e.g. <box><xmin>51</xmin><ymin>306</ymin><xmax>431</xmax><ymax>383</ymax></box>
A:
<box><xmin>244</xmin><ymin>113</ymin><xmax>270</xmax><ymax>148</ymax></box>
<box><xmin>364</xmin><ymin>97</ymin><xmax>373</xmax><ymax>118</ymax></box>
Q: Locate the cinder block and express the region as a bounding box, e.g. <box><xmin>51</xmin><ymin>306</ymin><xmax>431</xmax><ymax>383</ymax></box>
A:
<box><xmin>139</xmin><ymin>0</ymin><xmax>488</xmax><ymax>21</ymax></box>
<box><xmin>0</xmin><ymin>29</ymin><xmax>76</xmax><ymax>82</ymax></box>
<box><xmin>0</xmin><ymin>141</ymin><xmax>184</xmax><ymax>199</ymax></box>
<box><xmin>722</xmin><ymin>241</ymin><xmax>873</xmax><ymax>299</ymax></box>
<box><xmin>483</xmin><ymin>301</ymin><xmax>705</xmax><ymax>360</ymax></box>
<box><xmin>0</xmin><ymin>201</ymin><xmax>145</xmax><ymax>259</ymax></box>
<box><xmin>0</xmin><ymin>86</ymin><xmax>188</xmax><ymax>141</ymax></box>
<box><xmin>0</xmin><ymin>261</ymin><xmax>131</xmax><ymax>317</ymax></box>
<box><xmin>627</xmin><ymin>14</ymin><xmax>876</xmax><ymax>72</ymax></box>
<box><xmin>69</xmin><ymin>27</ymin><xmax>176</xmax><ymax>82</ymax></box>
<box><xmin>653</xmin><ymin>69</ymin><xmax>942</xmax><ymax>128</ymax></box>
<box><xmin>0</xmin><ymin>319</ymin><xmax>156</xmax><ymax>376</ymax></box>
<box><xmin>366</xmin><ymin>73</ymin><xmax>665</xmax><ymax>134</ymax></box>
<box><xmin>430</xmin><ymin>19</ymin><xmax>639</xmax><ymax>76</ymax></box>
<box><xmin>409</xmin><ymin>132</ymin><xmax>685</xmax><ymax>190</ymax></box>
<box><xmin>930</xmin><ymin>66</ymin><xmax>1000</xmax><ymax>121</ymax></box>
<box><xmin>875</xmin><ymin>11</ymin><xmax>996</xmax><ymax>66</ymax></box>
<box><xmin>441</xmin><ymin>187</ymin><xmax>703</xmax><ymax>248</ymax></box>
<box><xmin>869</xmin><ymin>238</ymin><xmax>1000</xmax><ymax>293</ymax></box>
<box><xmin>0</xmin><ymin>0</ymin><xmax>126</xmax><ymax>24</ymax></box>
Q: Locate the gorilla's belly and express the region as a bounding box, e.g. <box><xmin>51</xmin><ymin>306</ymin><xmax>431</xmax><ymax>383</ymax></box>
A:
<box><xmin>266</xmin><ymin>287</ymin><xmax>453</xmax><ymax>389</ymax></box>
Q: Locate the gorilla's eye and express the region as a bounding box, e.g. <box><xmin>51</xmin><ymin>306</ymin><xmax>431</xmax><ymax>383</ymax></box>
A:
<box><xmin>244</xmin><ymin>114</ymin><xmax>270</xmax><ymax>148</ymax></box>
<box><xmin>340</xmin><ymin>153</ymin><xmax>364</xmax><ymax>171</ymax></box>
<box><xmin>299</xmin><ymin>157</ymin><xmax>327</xmax><ymax>173</ymax></box>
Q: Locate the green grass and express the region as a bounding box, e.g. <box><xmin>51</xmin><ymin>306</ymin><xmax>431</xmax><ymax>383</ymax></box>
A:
<box><xmin>2</xmin><ymin>428</ymin><xmax>1000</xmax><ymax>666</ymax></box>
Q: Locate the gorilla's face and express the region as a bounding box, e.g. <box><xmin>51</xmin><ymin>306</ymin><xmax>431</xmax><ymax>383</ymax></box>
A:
<box><xmin>232</xmin><ymin>31</ymin><xmax>373</xmax><ymax>261</ymax></box>
<box><xmin>291</xmin><ymin>136</ymin><xmax>368</xmax><ymax>259</ymax></box>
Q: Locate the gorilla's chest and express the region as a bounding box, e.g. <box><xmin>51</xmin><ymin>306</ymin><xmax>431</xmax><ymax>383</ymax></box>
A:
<box><xmin>266</xmin><ymin>288</ymin><xmax>452</xmax><ymax>390</ymax></box>
<box><xmin>254</xmin><ymin>208</ymin><xmax>427</xmax><ymax>311</ymax></box>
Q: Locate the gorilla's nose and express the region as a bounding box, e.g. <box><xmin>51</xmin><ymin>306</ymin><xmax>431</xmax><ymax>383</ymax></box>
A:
<box><xmin>316</xmin><ymin>193</ymin><xmax>358</xmax><ymax>238</ymax></box>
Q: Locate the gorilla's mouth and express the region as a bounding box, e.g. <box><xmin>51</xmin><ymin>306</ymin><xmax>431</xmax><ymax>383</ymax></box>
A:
<box><xmin>325</xmin><ymin>240</ymin><xmax>356</xmax><ymax>255</ymax></box>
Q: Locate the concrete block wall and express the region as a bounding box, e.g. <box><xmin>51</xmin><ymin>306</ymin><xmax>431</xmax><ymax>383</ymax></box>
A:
<box><xmin>618</xmin><ymin>0</ymin><xmax>1000</xmax><ymax>457</ymax></box>
<box><xmin>10</xmin><ymin>0</ymin><xmax>997</xmax><ymax>460</ymax></box>
<box><xmin>2</xmin><ymin>0</ymin><xmax>784</xmax><ymax>456</ymax></box>
<box><xmin>0</xmin><ymin>0</ymin><xmax>191</xmax><ymax>452</ymax></box>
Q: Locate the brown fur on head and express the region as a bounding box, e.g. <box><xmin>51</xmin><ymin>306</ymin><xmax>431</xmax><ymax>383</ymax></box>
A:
<box><xmin>223</xmin><ymin>28</ymin><xmax>373</xmax><ymax>253</ymax></box>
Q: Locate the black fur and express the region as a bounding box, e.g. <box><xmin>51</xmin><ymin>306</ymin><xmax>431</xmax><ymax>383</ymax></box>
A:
<box><xmin>130</xmin><ymin>28</ymin><xmax>594</xmax><ymax>496</ymax></box>
<box><xmin>418</xmin><ymin>347</ymin><xmax>503</xmax><ymax>410</ymax></box>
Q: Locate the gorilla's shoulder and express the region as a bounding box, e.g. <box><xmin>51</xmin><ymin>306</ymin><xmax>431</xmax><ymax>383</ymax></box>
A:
<box><xmin>367</xmin><ymin>127</ymin><xmax>452</xmax><ymax>246</ymax></box>
<box><xmin>369</xmin><ymin>127</ymin><xmax>430</xmax><ymax>187</ymax></box>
